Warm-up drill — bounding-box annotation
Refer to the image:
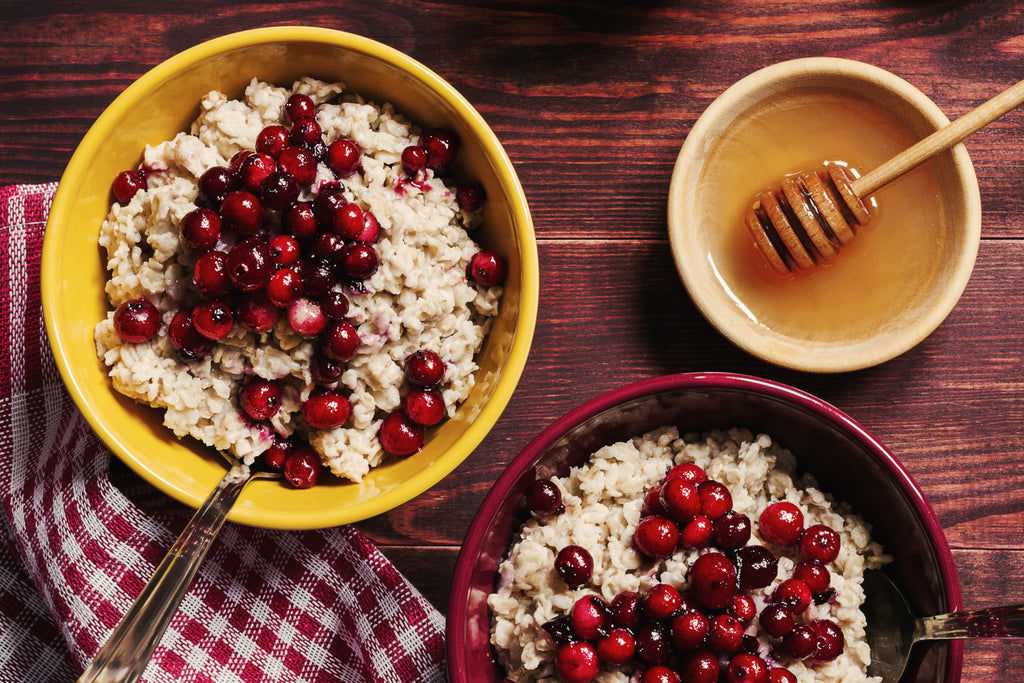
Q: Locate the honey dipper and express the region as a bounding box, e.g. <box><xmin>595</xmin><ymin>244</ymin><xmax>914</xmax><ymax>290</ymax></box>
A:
<box><xmin>745</xmin><ymin>78</ymin><xmax>1024</xmax><ymax>276</ymax></box>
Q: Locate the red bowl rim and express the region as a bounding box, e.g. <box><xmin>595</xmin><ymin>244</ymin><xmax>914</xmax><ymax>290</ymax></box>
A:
<box><xmin>447</xmin><ymin>371</ymin><xmax>963</xmax><ymax>681</ymax></box>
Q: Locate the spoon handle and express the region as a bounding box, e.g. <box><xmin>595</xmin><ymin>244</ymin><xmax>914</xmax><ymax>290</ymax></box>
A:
<box><xmin>76</xmin><ymin>466</ymin><xmax>254</xmax><ymax>683</ymax></box>
<box><xmin>917</xmin><ymin>603</ymin><xmax>1024</xmax><ymax>640</ymax></box>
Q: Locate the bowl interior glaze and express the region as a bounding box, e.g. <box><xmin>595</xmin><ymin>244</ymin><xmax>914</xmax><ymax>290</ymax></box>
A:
<box><xmin>448</xmin><ymin>373</ymin><xmax>962</xmax><ymax>683</ymax></box>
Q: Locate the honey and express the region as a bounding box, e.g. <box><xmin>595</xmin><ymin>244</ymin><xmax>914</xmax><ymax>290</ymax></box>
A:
<box><xmin>697</xmin><ymin>88</ymin><xmax>949</xmax><ymax>343</ymax></box>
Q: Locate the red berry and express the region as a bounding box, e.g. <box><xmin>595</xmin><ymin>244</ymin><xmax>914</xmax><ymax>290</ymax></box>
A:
<box><xmin>640</xmin><ymin>666</ymin><xmax>680</xmax><ymax>683</ymax></box>
<box><xmin>256</xmin><ymin>124</ymin><xmax>290</xmax><ymax>158</ymax></box>
<box><xmin>569</xmin><ymin>595</ymin><xmax>607</xmax><ymax>640</ymax></box>
<box><xmin>238</xmin><ymin>153</ymin><xmax>276</xmax><ymax>193</ymax></box>
<box><xmin>239</xmin><ymin>378</ymin><xmax>282</xmax><ymax>421</ymax></box>
<box><xmin>810</xmin><ymin>618</ymin><xmax>845</xmax><ymax>662</ymax></box>
<box><xmin>711</xmin><ymin>510</ymin><xmax>751</xmax><ymax>549</ymax></box>
<box><xmin>792</xmin><ymin>559</ymin><xmax>831</xmax><ymax>594</ymax></box>
<box><xmin>180</xmin><ymin>207</ymin><xmax>221</xmax><ymax>251</ymax></box>
<box><xmin>728</xmin><ymin>593</ymin><xmax>756</xmax><ymax>623</ymax></box>
<box><xmin>311</xmin><ymin>352</ymin><xmax>345</xmax><ymax>385</ymax></box>
<box><xmin>768</xmin><ymin>669</ymin><xmax>798</xmax><ymax>683</ymax></box>
<box><xmin>235</xmin><ymin>293</ymin><xmax>280</xmax><ymax>333</ymax></box>
<box><xmin>112</xmin><ymin>170</ymin><xmax>146</xmax><ymax>204</ymax></box>
<box><xmin>302</xmin><ymin>391</ymin><xmax>352</xmax><ymax>430</ymax></box>
<box><xmin>554</xmin><ymin>641</ymin><xmax>599</xmax><ymax>683</ymax></box>
<box><xmin>290</xmin><ymin>117</ymin><xmax>323</xmax><ymax>146</ymax></box>
<box><xmin>354</xmin><ymin>209</ymin><xmax>381</xmax><ymax>243</ymax></box>
<box><xmin>326</xmin><ymin>138</ymin><xmax>361</xmax><ymax>177</ymax></box>
<box><xmin>313</xmin><ymin>183</ymin><xmax>346</xmax><ymax>224</ymax></box>
<box><xmin>759</xmin><ymin>603</ymin><xmax>796</xmax><ymax>638</ymax></box>
<box><xmin>283</xmin><ymin>445</ymin><xmax>321</xmax><ymax>488</ymax></box>
<box><xmin>299</xmin><ymin>258</ymin><xmax>337</xmax><ymax>297</ymax></box>
<box><xmin>725</xmin><ymin>653</ymin><xmax>769</xmax><ymax>683</ymax></box>
<box><xmin>681</xmin><ymin>650</ymin><xmax>720</xmax><ymax>683</ymax></box>
<box><xmin>191</xmin><ymin>300</ymin><xmax>234</xmax><ymax>340</ymax></box>
<box><xmin>266</xmin><ymin>267</ymin><xmax>301</xmax><ymax>308</ymax></box>
<box><xmin>219</xmin><ymin>190</ymin><xmax>265</xmax><ymax>235</ymax></box>
<box><xmin>734</xmin><ymin>545</ymin><xmax>779</xmax><ymax>590</ymax></box>
<box><xmin>283</xmin><ymin>201</ymin><xmax>318</xmax><ymax>240</ymax></box>
<box><xmin>402</xmin><ymin>387</ymin><xmax>446</xmax><ymax>427</ymax></box>
<box><xmin>608</xmin><ymin>591</ymin><xmax>641</xmax><ymax>630</ymax></box>
<box><xmin>228</xmin><ymin>150</ymin><xmax>254</xmax><ymax>174</ymax></box>
<box><xmin>696</xmin><ymin>480</ymin><xmax>732</xmax><ymax>520</ymax></box>
<box><xmin>198</xmin><ymin>166</ymin><xmax>238</xmax><ymax>205</ymax></box>
<box><xmin>401</xmin><ymin>145</ymin><xmax>428</xmax><ymax>174</ymax></box>
<box><xmin>312</xmin><ymin>232</ymin><xmax>347</xmax><ymax>261</ymax></box>
<box><xmin>635</xmin><ymin>623</ymin><xmax>672</xmax><ymax>666</ymax></box>
<box><xmin>554</xmin><ymin>545</ymin><xmax>593</xmax><ymax>588</ymax></box>
<box><xmin>706</xmin><ymin>613</ymin><xmax>744</xmax><ymax>654</ymax></box>
<box><xmin>287</xmin><ymin>297</ymin><xmax>328</xmax><ymax>337</ymax></box>
<box><xmin>660</xmin><ymin>478</ymin><xmax>701</xmax><ymax>523</ymax></box>
<box><xmin>783</xmin><ymin>624</ymin><xmax>818</xmax><ymax>659</ymax></box>
<box><xmin>772</xmin><ymin>578</ymin><xmax>813</xmax><ymax>613</ymax></box>
<box><xmin>341</xmin><ymin>243</ymin><xmax>379</xmax><ymax>280</ymax></box>
<box><xmin>260</xmin><ymin>170</ymin><xmax>300</xmax><ymax>211</ymax></box>
<box><xmin>226</xmin><ymin>238</ymin><xmax>274</xmax><ymax>291</ymax></box>
<box><xmin>670</xmin><ymin>610</ymin><xmax>710</xmax><ymax>650</ymax></box>
<box><xmin>633</xmin><ymin>515</ymin><xmax>679</xmax><ymax>559</ymax></box>
<box><xmin>665</xmin><ymin>462</ymin><xmax>707</xmax><ymax>485</ymax></box>
<box><xmin>192</xmin><ymin>250</ymin><xmax>232</xmax><ymax>298</ymax></box>
<box><xmin>799</xmin><ymin>524</ymin><xmax>841</xmax><ymax>564</ymax></box>
<box><xmin>405</xmin><ymin>349</ymin><xmax>445</xmax><ymax>387</ymax></box>
<box><xmin>324</xmin><ymin>319</ymin><xmax>360</xmax><ymax>361</ymax></box>
<box><xmin>277</xmin><ymin>145</ymin><xmax>317</xmax><ymax>185</ymax></box>
<box><xmin>268</xmin><ymin>234</ymin><xmax>300</xmax><ymax>267</ymax></box>
<box><xmin>525</xmin><ymin>479</ymin><xmax>564</xmax><ymax>516</ymax></box>
<box><xmin>263</xmin><ymin>435</ymin><xmax>292</xmax><ymax>470</ymax></box>
<box><xmin>168</xmin><ymin>309</ymin><xmax>213</xmax><ymax>361</ymax></box>
<box><xmin>758</xmin><ymin>501</ymin><xmax>804</xmax><ymax>546</ymax></box>
<box><xmin>467</xmin><ymin>250</ymin><xmax>507</xmax><ymax>287</ymax></box>
<box><xmin>379</xmin><ymin>410</ymin><xmax>424</xmax><ymax>456</ymax></box>
<box><xmin>679</xmin><ymin>515</ymin><xmax>713</xmax><ymax>549</ymax></box>
<box><xmin>688</xmin><ymin>552</ymin><xmax>737</xmax><ymax>611</ymax></box>
<box><xmin>113</xmin><ymin>298</ymin><xmax>160</xmax><ymax>343</ymax></box>
<box><xmin>284</xmin><ymin>93</ymin><xmax>315</xmax><ymax>123</ymax></box>
<box><xmin>419</xmin><ymin>128</ymin><xmax>459</xmax><ymax>169</ymax></box>
<box><xmin>642</xmin><ymin>583</ymin><xmax>682</xmax><ymax>620</ymax></box>
<box><xmin>643</xmin><ymin>485</ymin><xmax>667</xmax><ymax>516</ymax></box>
<box><xmin>596</xmin><ymin>628</ymin><xmax>635</xmax><ymax>666</ymax></box>
<box><xmin>320</xmin><ymin>291</ymin><xmax>350</xmax><ymax>319</ymax></box>
<box><xmin>456</xmin><ymin>182</ymin><xmax>485</xmax><ymax>212</ymax></box>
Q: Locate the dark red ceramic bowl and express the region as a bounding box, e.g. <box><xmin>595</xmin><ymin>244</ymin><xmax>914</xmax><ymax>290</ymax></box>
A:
<box><xmin>448</xmin><ymin>372</ymin><xmax>963</xmax><ymax>682</ymax></box>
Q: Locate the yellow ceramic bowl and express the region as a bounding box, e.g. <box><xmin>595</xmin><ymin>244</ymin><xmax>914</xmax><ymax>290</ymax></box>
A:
<box><xmin>41</xmin><ymin>27</ymin><xmax>538</xmax><ymax>529</ymax></box>
<box><xmin>668</xmin><ymin>58</ymin><xmax>981</xmax><ymax>373</ymax></box>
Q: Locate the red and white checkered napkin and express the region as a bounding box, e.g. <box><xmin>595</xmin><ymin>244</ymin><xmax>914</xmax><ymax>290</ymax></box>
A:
<box><xmin>0</xmin><ymin>183</ymin><xmax>447</xmax><ymax>682</ymax></box>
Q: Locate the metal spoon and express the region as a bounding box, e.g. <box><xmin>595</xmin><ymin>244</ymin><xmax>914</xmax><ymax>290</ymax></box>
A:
<box><xmin>863</xmin><ymin>569</ymin><xmax>1024</xmax><ymax>682</ymax></box>
<box><xmin>76</xmin><ymin>452</ymin><xmax>281</xmax><ymax>683</ymax></box>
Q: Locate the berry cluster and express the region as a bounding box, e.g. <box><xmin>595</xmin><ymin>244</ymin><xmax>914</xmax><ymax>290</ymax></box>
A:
<box><xmin>109</xmin><ymin>91</ymin><xmax>506</xmax><ymax>487</ymax></box>
<box><xmin>523</xmin><ymin>463</ymin><xmax>846</xmax><ymax>683</ymax></box>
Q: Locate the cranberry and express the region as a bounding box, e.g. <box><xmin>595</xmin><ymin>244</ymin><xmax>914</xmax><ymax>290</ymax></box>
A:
<box><xmin>783</xmin><ymin>624</ymin><xmax>818</xmax><ymax>659</ymax></box>
<box><xmin>313</xmin><ymin>183</ymin><xmax>347</xmax><ymax>224</ymax></box>
<box><xmin>609</xmin><ymin>591</ymin><xmax>641</xmax><ymax>630</ymax></box>
<box><xmin>219</xmin><ymin>190</ymin><xmax>265</xmax><ymax>235</ymax></box>
<box><xmin>643</xmin><ymin>485</ymin><xmax>666</xmax><ymax>516</ymax></box>
<box><xmin>268</xmin><ymin>234</ymin><xmax>300</xmax><ymax>268</ymax></box>
<box><xmin>554</xmin><ymin>545</ymin><xmax>593</xmax><ymax>588</ymax></box>
<box><xmin>706</xmin><ymin>613</ymin><xmax>745</xmax><ymax>654</ymax></box>
<box><xmin>324</xmin><ymin>319</ymin><xmax>360</xmax><ymax>360</ymax></box>
<box><xmin>308</xmin><ymin>139</ymin><xmax>328</xmax><ymax>161</ymax></box>
<box><xmin>405</xmin><ymin>349</ymin><xmax>445</xmax><ymax>387</ymax></box>
<box><xmin>284</xmin><ymin>93</ymin><xmax>315</xmax><ymax>123</ymax></box>
<box><xmin>569</xmin><ymin>595</ymin><xmax>607</xmax><ymax>640</ymax></box>
<box><xmin>729</xmin><ymin>593</ymin><xmax>757</xmax><ymax>623</ymax></box>
<box><xmin>666</xmin><ymin>462</ymin><xmax>707</xmax><ymax>485</ymax></box>
<box><xmin>810</xmin><ymin>618</ymin><xmax>845</xmax><ymax>662</ymax></box>
<box><xmin>277</xmin><ymin>145</ymin><xmax>318</xmax><ymax>185</ymax></box>
<box><xmin>235</xmin><ymin>293</ymin><xmax>280</xmax><ymax>333</ymax></box>
<box><xmin>283</xmin><ymin>445</ymin><xmax>321</xmax><ymax>489</ymax></box>
<box><xmin>681</xmin><ymin>650</ymin><xmax>720</xmax><ymax>683</ymax></box>
<box><xmin>311</xmin><ymin>352</ymin><xmax>345</xmax><ymax>385</ymax></box>
<box><xmin>283</xmin><ymin>202</ymin><xmax>318</xmax><ymax>240</ymax></box>
<box><xmin>696</xmin><ymin>480</ymin><xmax>732</xmax><ymax>520</ymax></box>
<box><xmin>227</xmin><ymin>238</ymin><xmax>273</xmax><ymax>291</ymax></box>
<box><xmin>596</xmin><ymin>628</ymin><xmax>635</xmax><ymax>667</ymax></box>
<box><xmin>112</xmin><ymin>170</ymin><xmax>146</xmax><ymax>204</ymax></box>
<box><xmin>379</xmin><ymin>410</ymin><xmax>424</xmax><ymax>456</ymax></box>
<box><xmin>228</xmin><ymin>150</ymin><xmax>254</xmax><ymax>174</ymax></box>
<box><xmin>239</xmin><ymin>153</ymin><xmax>276</xmax><ymax>193</ymax></box>
<box><xmin>354</xmin><ymin>209</ymin><xmax>381</xmax><ymax>243</ymax></box>
<box><xmin>113</xmin><ymin>298</ymin><xmax>160</xmax><ymax>343</ymax></box>
<box><xmin>401</xmin><ymin>145</ymin><xmax>428</xmax><ymax>175</ymax></box>
<box><xmin>758</xmin><ymin>502</ymin><xmax>804</xmax><ymax>546</ymax></box>
<box><xmin>688</xmin><ymin>552</ymin><xmax>737</xmax><ymax>611</ymax></box>
<box><xmin>287</xmin><ymin>297</ymin><xmax>328</xmax><ymax>337</ymax></box>
<box><xmin>332</xmin><ymin>202</ymin><xmax>365</xmax><ymax>240</ymax></box>
<box><xmin>759</xmin><ymin>603</ymin><xmax>796</xmax><ymax>638</ymax></box>
<box><xmin>640</xmin><ymin>666</ymin><xmax>680</xmax><ymax>683</ymax></box>
<box><xmin>313</xmin><ymin>232</ymin><xmax>347</xmax><ymax>260</ymax></box>
<box><xmin>642</xmin><ymin>583</ymin><xmax>683</xmax><ymax>620</ymax></box>
<box><xmin>768</xmin><ymin>669</ymin><xmax>798</xmax><ymax>683</ymax></box>
<box><xmin>191</xmin><ymin>300</ymin><xmax>234</xmax><ymax>340</ymax></box>
<box><xmin>326</xmin><ymin>138</ymin><xmax>361</xmax><ymax>177</ymax></box>
<box><xmin>799</xmin><ymin>524</ymin><xmax>841</xmax><ymax>564</ymax></box>
<box><xmin>403</xmin><ymin>387</ymin><xmax>446</xmax><ymax>427</ymax></box>
<box><xmin>670</xmin><ymin>610</ymin><xmax>709</xmax><ymax>650</ymax></box>
<box><xmin>239</xmin><ymin>378</ymin><xmax>282</xmax><ymax>421</ymax></box>
<box><xmin>524</xmin><ymin>478</ymin><xmax>564</xmax><ymax>516</ymax></box>
<box><xmin>299</xmin><ymin>258</ymin><xmax>338</xmax><ymax>297</ymax></box>
<box><xmin>302</xmin><ymin>391</ymin><xmax>352</xmax><ymax>430</ymax></box>
<box><xmin>320</xmin><ymin>291</ymin><xmax>350</xmax><ymax>319</ymax></box>
<box><xmin>419</xmin><ymin>128</ymin><xmax>459</xmax><ymax>169</ymax></box>
<box><xmin>733</xmin><ymin>545</ymin><xmax>779</xmax><ymax>590</ymax></box>
<box><xmin>554</xmin><ymin>641</ymin><xmax>599</xmax><ymax>683</ymax></box>
<box><xmin>660</xmin><ymin>478</ymin><xmax>701</xmax><ymax>523</ymax></box>
<box><xmin>456</xmin><ymin>182</ymin><xmax>485</xmax><ymax>212</ymax></box>
<box><xmin>633</xmin><ymin>515</ymin><xmax>679</xmax><ymax>559</ymax></box>
<box><xmin>168</xmin><ymin>309</ymin><xmax>213</xmax><ymax>360</ymax></box>
<box><xmin>262</xmin><ymin>435</ymin><xmax>291</xmax><ymax>471</ymax></box>
<box><xmin>712</xmin><ymin>510</ymin><xmax>752</xmax><ymax>549</ymax></box>
<box><xmin>676</xmin><ymin>515</ymin><xmax>711</xmax><ymax>549</ymax></box>
<box><xmin>542</xmin><ymin>616</ymin><xmax>575</xmax><ymax>645</ymax></box>
<box><xmin>725</xmin><ymin>653</ymin><xmax>769</xmax><ymax>683</ymax></box>
<box><xmin>260</xmin><ymin>171</ymin><xmax>300</xmax><ymax>210</ymax></box>
<box><xmin>290</xmin><ymin>117</ymin><xmax>323</xmax><ymax>147</ymax></box>
<box><xmin>635</xmin><ymin>623</ymin><xmax>672</xmax><ymax>666</ymax></box>
<box><xmin>467</xmin><ymin>250</ymin><xmax>507</xmax><ymax>287</ymax></box>
<box><xmin>192</xmin><ymin>250</ymin><xmax>232</xmax><ymax>298</ymax></box>
<box><xmin>180</xmin><ymin>207</ymin><xmax>221</xmax><ymax>251</ymax></box>
<box><xmin>341</xmin><ymin>243</ymin><xmax>379</xmax><ymax>280</ymax></box>
<box><xmin>198</xmin><ymin>166</ymin><xmax>238</xmax><ymax>205</ymax></box>
<box><xmin>256</xmin><ymin>124</ymin><xmax>290</xmax><ymax>158</ymax></box>
<box><xmin>772</xmin><ymin>578</ymin><xmax>812</xmax><ymax>613</ymax></box>
<box><xmin>792</xmin><ymin>559</ymin><xmax>831</xmax><ymax>594</ymax></box>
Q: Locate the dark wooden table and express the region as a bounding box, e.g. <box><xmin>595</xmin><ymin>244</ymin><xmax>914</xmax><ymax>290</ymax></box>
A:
<box><xmin>5</xmin><ymin>2</ymin><xmax>1023</xmax><ymax>679</ymax></box>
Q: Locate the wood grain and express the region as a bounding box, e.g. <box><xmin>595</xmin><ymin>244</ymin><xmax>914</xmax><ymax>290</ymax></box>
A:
<box><xmin>5</xmin><ymin>0</ymin><xmax>1024</xmax><ymax>678</ymax></box>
